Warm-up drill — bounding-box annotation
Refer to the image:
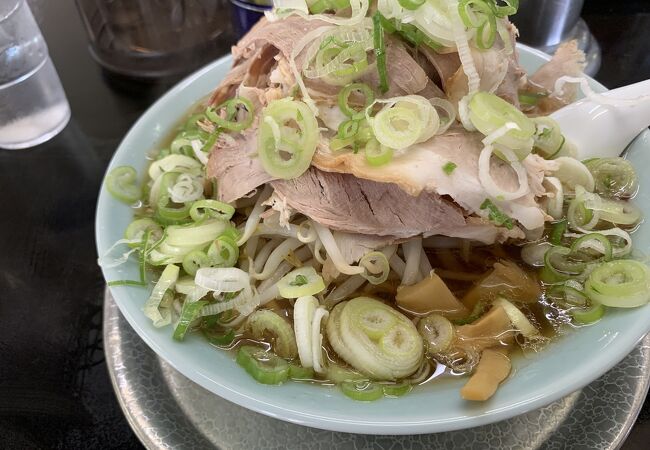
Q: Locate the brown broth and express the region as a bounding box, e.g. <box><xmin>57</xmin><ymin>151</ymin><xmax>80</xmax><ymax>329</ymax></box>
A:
<box><xmin>202</xmin><ymin>242</ymin><xmax>575</xmax><ymax>387</ymax></box>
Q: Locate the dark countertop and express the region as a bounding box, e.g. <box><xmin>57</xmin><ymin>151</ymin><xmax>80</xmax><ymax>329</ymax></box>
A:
<box><xmin>0</xmin><ymin>1</ymin><xmax>648</xmax><ymax>448</ymax></box>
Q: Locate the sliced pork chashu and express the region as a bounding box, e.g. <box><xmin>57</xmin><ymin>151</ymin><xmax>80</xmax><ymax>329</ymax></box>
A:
<box><xmin>205</xmin><ymin>16</ymin><xmax>559</xmax><ymax>238</ymax></box>
<box><xmin>271</xmin><ymin>167</ymin><xmax>520</xmax><ymax>242</ymax></box>
<box><xmin>312</xmin><ymin>127</ymin><xmax>550</xmax><ymax>230</ymax></box>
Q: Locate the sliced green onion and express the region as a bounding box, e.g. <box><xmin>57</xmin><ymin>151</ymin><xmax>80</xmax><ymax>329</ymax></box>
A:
<box><xmin>570</xmin><ymin>233</ymin><xmax>613</xmax><ymax>263</ymax></box>
<box><xmin>201</xmin><ymin>327</ymin><xmax>235</xmax><ymax>346</ymax></box>
<box><xmin>585</xmin><ymin>260</ymin><xmax>650</xmax><ymax>308</ymax></box>
<box><xmin>372</xmin><ymin>103</ymin><xmax>422</xmax><ymax>149</ymax></box>
<box><xmin>189</xmin><ymin>199</ymin><xmax>235</xmax><ymax>222</ymax></box>
<box><xmin>152</xmin><ymin>172</ymin><xmax>192</xmax><ymax>225</ymax></box>
<box><xmin>258</xmin><ymin>99</ymin><xmax>319</xmax><ymax>179</ymax></box>
<box><xmin>458</xmin><ymin>0</ymin><xmax>498</xmax><ymax>50</ymax></box>
<box><xmin>364</xmin><ymin>139</ymin><xmax>393</xmax><ymax>166</ymax></box>
<box><xmin>330</xmin><ymin>0</ymin><xmax>351</xmax><ymax>9</ymax></box>
<box><xmin>247</xmin><ymin>309</ymin><xmax>298</xmax><ymax>358</ymax></box>
<box><xmin>442</xmin><ymin>161</ymin><xmax>457</xmax><ymax>175</ymax></box>
<box><xmin>171</xmin><ymin>131</ymin><xmax>206</xmax><ymax>155</ymax></box>
<box><xmin>220</xmin><ymin>226</ymin><xmax>241</xmax><ymax>242</ymax></box>
<box><xmin>532</xmin><ymin>116</ymin><xmax>570</xmax><ymax>159</ymax></box>
<box><xmin>236</xmin><ymin>346</ymin><xmax>289</xmax><ymax>385</ymax></box>
<box><xmin>182</xmin><ymin>250</ymin><xmax>210</xmax><ymax>276</ymax></box>
<box><xmin>492</xmin><ymin>0</ymin><xmax>519</xmax><ymax>17</ymax></box>
<box><xmin>548</xmin><ymin>283</ymin><xmax>589</xmax><ymax>308</ymax></box>
<box><xmin>289</xmin><ymin>364</ymin><xmax>315</xmax><ymax>380</ymax></box>
<box><xmin>148</xmin><ymin>154</ymin><xmax>202</xmax><ymax>182</ymax></box>
<box><xmin>493</xmin><ymin>297</ymin><xmax>539</xmax><ymax>337</ymax></box>
<box><xmin>326</xmin><ymin>364</ymin><xmax>366</xmax><ymax>383</ymax></box>
<box><xmin>330</xmin><ymin>136</ymin><xmax>356</xmax><ymax>152</ymax></box>
<box><xmin>519</xmin><ymin>92</ymin><xmax>548</xmax><ymax>108</ymax></box>
<box><xmin>327</xmin><ymin>297</ymin><xmax>424</xmax><ymax>380</ymax></box>
<box><xmin>372</xmin><ymin>12</ymin><xmax>389</xmax><ymax>94</ymax></box>
<box><xmin>586</xmin><ymin>197</ymin><xmax>642</xmax><ymax>227</ymax></box>
<box><xmin>368</xmin><ymin>96</ymin><xmax>442</xmax><ymax>150</ymax></box>
<box><xmin>469</xmin><ymin>92</ymin><xmax>535</xmax><ymax>160</ymax></box>
<box><xmin>359</xmin><ymin>250</ymin><xmax>390</xmax><ymax>284</ymax></box>
<box><xmin>105</xmin><ymin>166</ymin><xmax>142</xmax><ymax>204</ymax></box>
<box><xmin>418</xmin><ymin>314</ymin><xmax>455</xmax><ymax>355</ymax></box>
<box><xmin>340</xmin><ymin>380</ymin><xmax>384</xmax><ymax>401</ymax></box>
<box><xmin>585</xmin><ymin>157</ymin><xmax>638</xmax><ymax>198</ymax></box>
<box><xmin>155</xmin><ymin>197</ymin><xmax>192</xmax><ymax>225</ymax></box>
<box><xmin>355</xmin><ymin>120</ymin><xmax>374</xmax><ymax>144</ymax></box>
<box><xmin>165</xmin><ymin>219</ymin><xmax>228</xmax><ymax>248</ymax></box>
<box><xmin>381</xmin><ymin>16</ymin><xmax>443</xmax><ymax>51</ymax></box>
<box><xmin>201</xmin><ymin>130</ymin><xmax>220</xmax><ymax>153</ymax></box>
<box><xmin>125</xmin><ymin>218</ymin><xmax>163</xmax><ymax>246</ymax></box>
<box><xmin>174</xmin><ymin>276</ymin><xmax>196</xmax><ymax>295</ymax></box>
<box><xmin>142</xmin><ymin>264</ymin><xmax>179</xmax><ymax>327</ymax></box>
<box><xmin>480</xmin><ymin>199</ymin><xmax>514</xmax><ymax>230</ymax></box>
<box><xmin>205</xmin><ymin>97</ymin><xmax>254</xmax><ymax>132</ymax></box>
<box><xmin>338</xmin><ymin>83</ymin><xmax>375</xmax><ymax>119</ymax></box>
<box><xmin>521</xmin><ymin>241</ymin><xmax>553</xmax><ymax>267</ymax></box>
<box><xmin>206</xmin><ymin>235</ymin><xmax>239</xmax><ymax>267</ymax></box>
<box><xmin>549</xmin><ymin>219</ymin><xmax>567</xmax><ymax>246</ymax></box>
<box><xmin>308</xmin><ymin>0</ymin><xmax>329</xmax><ymax>13</ymax></box>
<box><xmin>553</xmin><ymin>157</ymin><xmax>595</xmax><ymax>192</ymax></box>
<box><xmin>303</xmin><ymin>26</ymin><xmax>374</xmax><ymax>86</ymax></box>
<box><xmin>459</xmin><ymin>0</ymin><xmax>491</xmax><ymax>28</ymax></box>
<box><xmin>184</xmin><ymin>113</ymin><xmax>207</xmax><ymax>131</ymax></box>
<box><xmin>571</xmin><ymin>303</ymin><xmax>605</xmax><ymax>324</ymax></box>
<box><xmin>277</xmin><ymin>266</ymin><xmax>326</xmax><ymax>298</ymax></box>
<box><xmin>173</xmin><ymin>300</ymin><xmax>207</xmax><ymax>341</ymax></box>
<box><xmin>476</xmin><ymin>15</ymin><xmax>497</xmax><ymax>50</ymax></box>
<box><xmin>382</xmin><ymin>382</ymin><xmax>412</xmax><ymax>397</ymax></box>
<box><xmin>107</xmin><ymin>230</ymin><xmax>151</xmax><ymax>287</ymax></box>
<box><xmin>567</xmin><ymin>188</ymin><xmax>598</xmax><ymax>230</ymax></box>
<box><xmin>543</xmin><ymin>246</ymin><xmax>580</xmax><ymax>282</ymax></box>
<box><xmin>398</xmin><ymin>0</ymin><xmax>425</xmax><ymax>10</ymax></box>
<box><xmin>338</xmin><ymin>119</ymin><xmax>360</xmax><ymax>139</ymax></box>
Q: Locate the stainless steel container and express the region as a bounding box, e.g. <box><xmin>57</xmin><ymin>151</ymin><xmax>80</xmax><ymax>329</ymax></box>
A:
<box><xmin>514</xmin><ymin>0</ymin><xmax>585</xmax><ymax>48</ymax></box>
<box><xmin>511</xmin><ymin>0</ymin><xmax>600</xmax><ymax>75</ymax></box>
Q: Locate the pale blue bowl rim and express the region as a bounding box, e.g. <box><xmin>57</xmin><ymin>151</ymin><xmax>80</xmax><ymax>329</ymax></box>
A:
<box><xmin>95</xmin><ymin>43</ymin><xmax>650</xmax><ymax>435</ymax></box>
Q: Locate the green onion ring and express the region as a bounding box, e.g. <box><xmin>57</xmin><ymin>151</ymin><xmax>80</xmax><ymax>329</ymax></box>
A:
<box><xmin>190</xmin><ymin>199</ymin><xmax>235</xmax><ymax>222</ymax></box>
<box><xmin>340</xmin><ymin>380</ymin><xmax>384</xmax><ymax>401</ymax></box>
<box><xmin>397</xmin><ymin>0</ymin><xmax>425</xmax><ymax>11</ymax></box>
<box><xmin>173</xmin><ymin>300</ymin><xmax>208</xmax><ymax>341</ymax></box>
<box><xmin>338</xmin><ymin>83</ymin><xmax>375</xmax><ymax>119</ymax></box>
<box><xmin>338</xmin><ymin>119</ymin><xmax>360</xmax><ymax>139</ymax></box>
<box><xmin>570</xmin><ymin>233</ymin><xmax>613</xmax><ymax>263</ymax></box>
<box><xmin>206</xmin><ymin>97</ymin><xmax>254</xmax><ymax>132</ymax></box>
<box><xmin>105</xmin><ymin>166</ymin><xmax>142</xmax><ymax>204</ymax></box>
<box><xmin>585</xmin><ymin>260</ymin><xmax>650</xmax><ymax>308</ymax></box>
<box><xmin>364</xmin><ymin>139</ymin><xmax>393</xmax><ymax>167</ymax></box>
<box><xmin>570</xmin><ymin>303</ymin><xmax>605</xmax><ymax>324</ymax></box>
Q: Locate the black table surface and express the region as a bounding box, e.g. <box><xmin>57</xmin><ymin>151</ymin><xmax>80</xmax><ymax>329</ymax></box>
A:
<box><xmin>1</xmin><ymin>1</ymin><xmax>649</xmax><ymax>448</ymax></box>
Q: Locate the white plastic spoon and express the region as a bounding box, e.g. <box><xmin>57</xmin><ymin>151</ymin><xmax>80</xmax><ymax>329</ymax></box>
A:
<box><xmin>551</xmin><ymin>78</ymin><xmax>650</xmax><ymax>160</ymax></box>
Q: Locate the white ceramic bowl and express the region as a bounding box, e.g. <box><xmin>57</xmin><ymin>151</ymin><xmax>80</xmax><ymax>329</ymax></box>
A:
<box><xmin>96</xmin><ymin>45</ymin><xmax>650</xmax><ymax>435</ymax></box>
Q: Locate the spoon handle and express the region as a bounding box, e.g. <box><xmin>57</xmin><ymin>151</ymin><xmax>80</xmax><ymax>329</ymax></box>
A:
<box><xmin>552</xmin><ymin>79</ymin><xmax>650</xmax><ymax>159</ymax></box>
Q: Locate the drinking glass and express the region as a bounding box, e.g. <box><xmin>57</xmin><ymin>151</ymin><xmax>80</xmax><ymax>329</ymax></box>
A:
<box><xmin>0</xmin><ymin>0</ymin><xmax>71</xmax><ymax>149</ymax></box>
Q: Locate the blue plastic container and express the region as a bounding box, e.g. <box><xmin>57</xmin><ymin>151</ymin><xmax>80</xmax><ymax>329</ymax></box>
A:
<box><xmin>230</xmin><ymin>0</ymin><xmax>272</xmax><ymax>38</ymax></box>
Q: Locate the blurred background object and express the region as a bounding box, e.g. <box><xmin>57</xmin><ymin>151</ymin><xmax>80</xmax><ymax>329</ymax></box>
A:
<box><xmin>0</xmin><ymin>0</ymin><xmax>70</xmax><ymax>149</ymax></box>
<box><xmin>230</xmin><ymin>0</ymin><xmax>272</xmax><ymax>38</ymax></box>
<box><xmin>511</xmin><ymin>0</ymin><xmax>601</xmax><ymax>75</ymax></box>
<box><xmin>74</xmin><ymin>0</ymin><xmax>236</xmax><ymax>79</ymax></box>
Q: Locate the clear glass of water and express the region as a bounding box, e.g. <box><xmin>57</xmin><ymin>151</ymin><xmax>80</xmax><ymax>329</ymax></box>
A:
<box><xmin>0</xmin><ymin>0</ymin><xmax>71</xmax><ymax>150</ymax></box>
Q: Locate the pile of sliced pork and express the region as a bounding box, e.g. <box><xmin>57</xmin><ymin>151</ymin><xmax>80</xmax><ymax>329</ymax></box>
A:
<box><xmin>206</xmin><ymin>16</ymin><xmax>585</xmax><ymax>263</ymax></box>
